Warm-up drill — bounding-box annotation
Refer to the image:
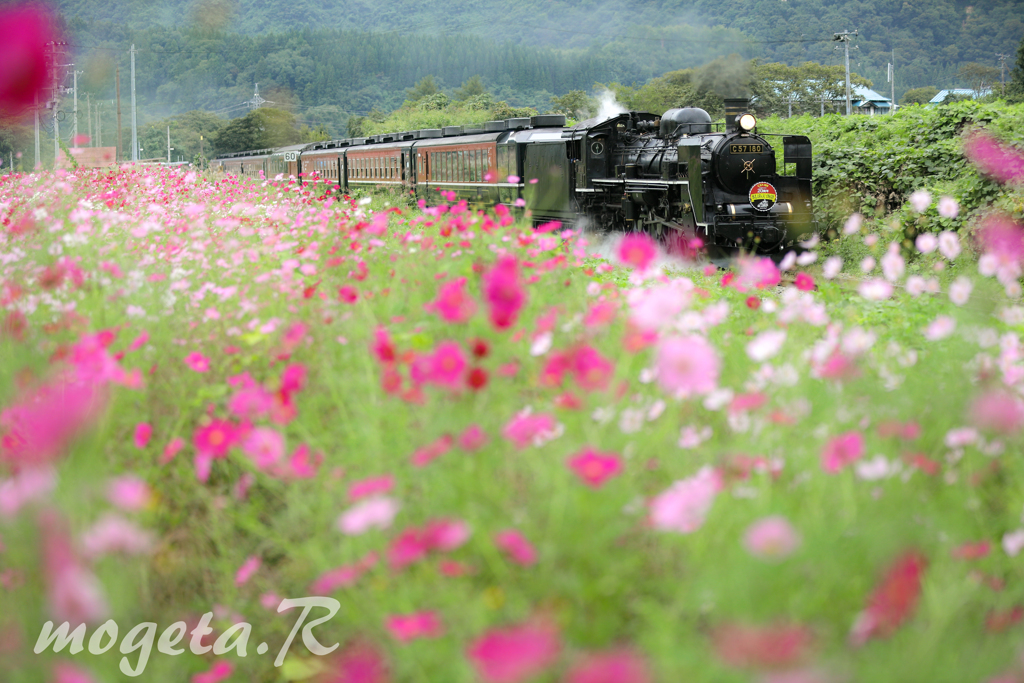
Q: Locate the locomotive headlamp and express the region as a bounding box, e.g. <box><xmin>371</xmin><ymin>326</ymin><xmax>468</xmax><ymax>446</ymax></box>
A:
<box><xmin>738</xmin><ymin>114</ymin><xmax>757</xmax><ymax>132</ymax></box>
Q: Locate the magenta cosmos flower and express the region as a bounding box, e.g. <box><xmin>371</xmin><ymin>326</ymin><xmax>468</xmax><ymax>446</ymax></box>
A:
<box><xmin>617</xmin><ymin>233</ymin><xmax>658</xmax><ymax>271</ymax></box>
<box><xmin>466</xmin><ymin>620</ymin><xmax>561</xmax><ymax>683</ymax></box>
<box><xmin>821</xmin><ymin>431</ymin><xmax>865</xmax><ymax>473</ymax></box>
<box><xmin>483</xmin><ymin>255</ymin><xmax>526</xmax><ymax>330</ymax></box>
<box><xmin>0</xmin><ymin>5</ymin><xmax>55</xmax><ymax>112</ymax></box>
<box><xmin>567</xmin><ymin>448</ymin><xmax>623</xmax><ymax>488</ymax></box>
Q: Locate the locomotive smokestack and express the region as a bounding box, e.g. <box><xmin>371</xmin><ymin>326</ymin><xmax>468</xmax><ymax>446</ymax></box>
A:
<box><xmin>724</xmin><ymin>98</ymin><xmax>749</xmax><ymax>130</ymax></box>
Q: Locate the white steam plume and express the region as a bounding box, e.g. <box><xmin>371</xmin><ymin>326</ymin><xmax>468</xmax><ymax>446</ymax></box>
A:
<box><xmin>595</xmin><ymin>89</ymin><xmax>627</xmax><ymax>121</ymax></box>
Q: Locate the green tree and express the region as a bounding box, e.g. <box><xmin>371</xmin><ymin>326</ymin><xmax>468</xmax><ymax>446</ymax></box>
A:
<box><xmin>751</xmin><ymin>61</ymin><xmax>871</xmax><ymax>117</ymax></box>
<box><xmin>454</xmin><ymin>76</ymin><xmax>487</xmax><ymax>101</ymax></box>
<box><xmin>212</xmin><ymin>108</ymin><xmax>302</xmax><ymax>154</ymax></box>
<box><xmin>1008</xmin><ymin>35</ymin><xmax>1024</xmax><ymax>103</ymax></box>
<box><xmin>405</xmin><ymin>76</ymin><xmax>439</xmax><ymax>102</ymax></box>
<box><xmin>957</xmin><ymin>62</ymin><xmax>1001</xmax><ymax>98</ymax></box>
<box><xmin>900</xmin><ymin>86</ymin><xmax>939</xmax><ymax>105</ymax></box>
<box><xmin>549</xmin><ymin>90</ymin><xmax>594</xmax><ymax>119</ymax></box>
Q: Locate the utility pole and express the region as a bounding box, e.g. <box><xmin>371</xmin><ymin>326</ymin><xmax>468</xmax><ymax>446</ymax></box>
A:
<box><xmin>116</xmin><ymin>68</ymin><xmax>123</xmax><ymax>163</ymax></box>
<box><xmin>998</xmin><ymin>53</ymin><xmax>1010</xmax><ymax>95</ymax></box>
<box><xmin>130</xmin><ymin>44</ymin><xmax>138</xmax><ymax>162</ymax></box>
<box><xmin>167</xmin><ymin>126</ymin><xmax>173</xmax><ymax>163</ymax></box>
<box><xmin>86</xmin><ymin>93</ymin><xmax>92</xmax><ymax>145</ymax></box>
<box><xmin>887</xmin><ymin>54</ymin><xmax>895</xmax><ymax>115</ymax></box>
<box><xmin>833</xmin><ymin>30</ymin><xmax>858</xmax><ymax>115</ymax></box>
<box><xmin>34</xmin><ymin>93</ymin><xmax>40</xmax><ymax>170</ymax></box>
<box><xmin>72</xmin><ymin>69</ymin><xmax>83</xmax><ymax>145</ymax></box>
<box><xmin>96</xmin><ymin>101</ymin><xmax>101</xmax><ymax>147</ymax></box>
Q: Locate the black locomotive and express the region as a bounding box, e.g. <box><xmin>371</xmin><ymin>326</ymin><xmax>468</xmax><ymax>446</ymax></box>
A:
<box><xmin>212</xmin><ymin>98</ymin><xmax>816</xmax><ymax>256</ymax></box>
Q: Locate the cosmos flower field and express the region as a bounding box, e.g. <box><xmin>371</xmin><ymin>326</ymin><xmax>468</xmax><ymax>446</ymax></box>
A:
<box><xmin>2</xmin><ymin>133</ymin><xmax>1024</xmax><ymax>683</ymax></box>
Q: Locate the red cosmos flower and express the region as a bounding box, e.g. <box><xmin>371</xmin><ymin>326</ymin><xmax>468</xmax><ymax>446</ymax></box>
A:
<box><xmin>567</xmin><ymin>448</ymin><xmax>623</xmax><ymax>488</ymax></box>
<box><xmin>849</xmin><ymin>550</ymin><xmax>928</xmax><ymax>646</ymax></box>
<box><xmin>617</xmin><ymin>233</ymin><xmax>658</xmax><ymax>271</ymax></box>
<box><xmin>0</xmin><ymin>4</ymin><xmax>55</xmax><ymax>113</ymax></box>
<box><xmin>712</xmin><ymin>622</ymin><xmax>814</xmax><ymax>669</ymax></box>
<box><xmin>467</xmin><ymin>620</ymin><xmax>560</xmax><ymax>683</ymax></box>
<box><xmin>470</xmin><ymin>337</ymin><xmax>490</xmax><ymax>359</ymax></box>
<box><xmin>951</xmin><ymin>540</ymin><xmax>991</xmax><ymax>560</ymax></box>
<box><xmin>745</xmin><ymin>296</ymin><xmax>761</xmax><ymax>310</ymax></box>
<box><xmin>483</xmin><ymin>255</ymin><xmax>526</xmax><ymax>330</ymax></box>
<box><xmin>348</xmin><ymin>475</ymin><xmax>395</xmax><ymax>502</ymax></box>
<box><xmin>467</xmin><ymin>367</ymin><xmax>489</xmax><ymax>391</ymax></box>
<box><xmin>372</xmin><ymin>327</ymin><xmax>397</xmax><ymax>363</ymax></box>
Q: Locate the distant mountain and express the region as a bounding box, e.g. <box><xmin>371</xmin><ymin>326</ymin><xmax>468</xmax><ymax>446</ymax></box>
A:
<box><xmin>56</xmin><ymin>0</ymin><xmax>1023</xmax><ymax>91</ymax></box>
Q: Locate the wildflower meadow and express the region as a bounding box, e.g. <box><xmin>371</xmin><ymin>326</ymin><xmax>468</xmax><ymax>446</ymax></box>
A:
<box><xmin>3</xmin><ymin>130</ymin><xmax>1024</xmax><ymax>683</ymax></box>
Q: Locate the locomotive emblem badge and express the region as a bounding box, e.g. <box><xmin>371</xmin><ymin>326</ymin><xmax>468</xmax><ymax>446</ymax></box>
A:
<box><xmin>748</xmin><ymin>181</ymin><xmax>778</xmax><ymax>212</ymax></box>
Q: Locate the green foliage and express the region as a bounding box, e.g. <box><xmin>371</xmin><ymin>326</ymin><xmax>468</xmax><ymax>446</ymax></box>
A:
<box><xmin>137</xmin><ymin>110</ymin><xmax>226</xmax><ymax>162</ymax></box>
<box><xmin>1009</xmin><ymin>35</ymin><xmax>1024</xmax><ymax>103</ymax></box>
<box><xmin>751</xmin><ymin>61</ymin><xmax>872</xmax><ymax>117</ymax></box>
<box><xmin>957</xmin><ymin>62</ymin><xmax>1002</xmax><ymax>98</ymax></box>
<box><xmin>901</xmin><ymin>87</ymin><xmax>940</xmax><ymax>106</ymax></box>
<box><xmin>454</xmin><ymin>75</ymin><xmax>487</xmax><ymax>101</ymax></box>
<box><xmin>405</xmin><ymin>75</ymin><xmax>439</xmax><ymax>102</ymax></box>
<box><xmin>549</xmin><ymin>90</ymin><xmax>593</xmax><ymax>119</ymax></box>
<box><xmin>212</xmin><ymin>108</ymin><xmax>302</xmax><ymax>154</ymax></box>
<box><xmin>759</xmin><ymin>100</ymin><xmax>1024</xmax><ymax>241</ymax></box>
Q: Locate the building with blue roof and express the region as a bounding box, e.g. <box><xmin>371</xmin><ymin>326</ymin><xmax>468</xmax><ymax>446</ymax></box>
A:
<box><xmin>849</xmin><ymin>86</ymin><xmax>893</xmax><ymax>115</ymax></box>
<box><xmin>929</xmin><ymin>88</ymin><xmax>993</xmax><ymax>104</ymax></box>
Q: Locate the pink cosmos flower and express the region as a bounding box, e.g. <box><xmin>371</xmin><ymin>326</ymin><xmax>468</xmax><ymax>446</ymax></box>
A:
<box><xmin>746</xmin><ymin>330</ymin><xmax>786</xmax><ymax>362</ymax></box>
<box><xmin>655</xmin><ymin>335</ymin><xmax>720</xmax><ymax>398</ymax></box>
<box><xmin>0</xmin><ymin>467</ymin><xmax>55</xmax><ymax>517</ymax></box>
<box><xmin>338</xmin><ymin>496</ymin><xmax>400</xmax><ymax>535</ymax></box>
<box><xmin>849</xmin><ymin>551</ymin><xmax>927</xmax><ymax>646</ymax></box>
<box><xmin>53</xmin><ymin>663</ymin><xmax>96</xmax><ymax>683</ymax></box>
<box><xmin>128</xmin><ymin>331</ymin><xmax>149</xmax><ymax>351</ymax></box>
<box><xmin>923</xmin><ymin>315</ymin><xmax>956</xmax><ymax>341</ymax></box>
<box><xmin>821</xmin><ymin>431</ymin><xmax>865</xmax><ymax>473</ymax></box>
<box><xmin>734</xmin><ymin>257</ymin><xmax>781</xmax><ymax>291</ymax></box>
<box><xmin>317</xmin><ymin>640</ymin><xmax>389</xmax><ymax>683</ymax></box>
<box><xmin>617</xmin><ymin>233</ymin><xmax>658</xmax><ymax>271</ymax></box>
<box><xmin>494</xmin><ymin>529</ymin><xmax>538</xmax><ymax>566</ymax></box>
<box><xmin>822</xmin><ymin>256</ymin><xmax>842</xmax><ymax>279</ymax></box>
<box><xmin>428</xmin><ymin>277</ymin><xmax>477</xmax><ymax>323</ymax></box>
<box><xmin>426</xmin><ymin>341</ymin><xmax>467</xmax><ymax>388</ymax></box>
<box><xmin>388</xmin><ymin>527</ymin><xmax>431</xmax><ymax>570</ymax></box>
<box><xmin>228</xmin><ymin>387</ymin><xmax>274</xmax><ymax>420</ymax></box>
<box><xmin>843</xmin><ymin>213</ymin><xmax>863</xmax><ymax>235</ymax></box>
<box><xmin>160</xmin><ymin>437</ymin><xmax>184</xmax><ymax>465</ymax></box>
<box><xmin>564</xmin><ymin>649</ymin><xmax>652</xmax><ymax>683</ymax></box>
<box><xmin>241</xmin><ymin>427</ymin><xmax>285</xmax><ymax>469</ymax></box>
<box><xmin>80</xmin><ymin>514</ymin><xmax>154</xmax><ymax>559</ymax></box>
<box><xmin>949</xmin><ymin>277</ymin><xmax>972</xmax><ymax>306</ymax></box>
<box><xmin>191</xmin><ymin>661</ymin><xmax>233</xmax><ymax>683</ymax></box>
<box><xmin>937</xmin><ymin>196</ymin><xmax>959</xmax><ymax>218</ymax></box>
<box><xmin>458</xmin><ymin>424</ymin><xmax>489</xmax><ymax>451</ymax></box>
<box><xmin>743</xmin><ymin>516</ymin><xmax>801</xmax><ymax>560</ymax></box>
<box><xmin>107</xmin><ymin>476</ymin><xmax>151</xmax><ymax>511</ymax></box>
<box><xmin>964</xmin><ymin>130</ymin><xmax>1024</xmax><ymax>185</ymax></box>
<box><xmin>627</xmin><ymin>279</ymin><xmax>693</xmax><ymax>332</ymax></box>
<box><xmin>908</xmin><ymin>190</ymin><xmax>931</xmax><ymax>213</ymax></box>
<box><xmin>978</xmin><ymin>213</ymin><xmax>1024</xmax><ymax>270</ymax></box>
<box><xmin>712</xmin><ymin>622</ymin><xmax>814</xmax><ymax>670</ymax></box>
<box><xmin>502</xmin><ymin>411</ymin><xmax>558</xmax><ymax>449</ymax></box>
<box><xmin>423</xmin><ymin>518</ymin><xmax>471</xmax><ymax>551</ymax></box>
<box><xmin>132</xmin><ymin>422</ymin><xmax>152</xmax><ymax>449</ymax></box>
<box><xmin>571</xmin><ymin>345</ymin><xmax>615</xmax><ymax>391</ymax></box>
<box><xmin>386</xmin><ymin>611</ymin><xmax>444</xmax><ymax>642</ymax></box>
<box><xmin>286</xmin><ymin>444</ymin><xmax>322</xmax><ymax>479</ymax></box>
<box><xmin>184</xmin><ymin>351</ymin><xmax>210</xmax><ymax>372</ymax></box>
<box><xmin>938</xmin><ymin>230</ymin><xmax>961</xmax><ymax>259</ymax></box>
<box><xmin>483</xmin><ymin>255</ymin><xmax>526</xmax><ymax>330</ymax></box>
<box><xmin>338</xmin><ymin>285</ymin><xmax>359</xmax><ymax>303</ymax></box>
<box><xmin>0</xmin><ymin>376</ymin><xmax>106</xmax><ymax>469</ymax></box>
<box><xmin>567</xmin><ymin>448</ymin><xmax>623</xmax><ymax>488</ymax></box>
<box><xmin>371</xmin><ymin>326</ymin><xmax>397</xmax><ymax>363</ymax></box>
<box><xmin>193</xmin><ymin>419</ymin><xmax>237</xmax><ymax>458</ymax></box>
<box><xmin>881</xmin><ymin>243</ymin><xmax>905</xmax><ymax>282</ymax></box>
<box><xmin>411</xmin><ymin>434</ymin><xmax>454</xmax><ymax>467</ymax></box>
<box><xmin>915</xmin><ymin>233</ymin><xmax>938</xmax><ymax>254</ymax></box>
<box><xmin>310</xmin><ymin>552</ymin><xmax>378</xmax><ymax>594</ymax></box>
<box><xmin>649</xmin><ymin>466</ymin><xmax>722</xmax><ymax>534</ymax></box>
<box><xmin>794</xmin><ymin>272</ymin><xmax>815</xmax><ymax>291</ymax></box>
<box><xmin>467</xmin><ymin>620</ymin><xmax>561</xmax><ymax>683</ymax></box>
<box><xmin>0</xmin><ymin>4</ymin><xmax>55</xmax><ymax>112</ymax></box>
<box><xmin>970</xmin><ymin>391</ymin><xmax>1024</xmax><ymax>434</ymax></box>
<box><xmin>235</xmin><ymin>555</ymin><xmax>261</xmax><ymax>586</ymax></box>
<box><xmin>348</xmin><ymin>475</ymin><xmax>395</xmax><ymax>502</ymax></box>
<box><xmin>857</xmin><ymin>279</ymin><xmax>893</xmax><ymax>301</ymax></box>
<box><xmin>40</xmin><ymin>511</ymin><xmax>109</xmax><ymax>626</ymax></box>
<box><xmin>280</xmin><ymin>363</ymin><xmax>308</xmax><ymax>395</ymax></box>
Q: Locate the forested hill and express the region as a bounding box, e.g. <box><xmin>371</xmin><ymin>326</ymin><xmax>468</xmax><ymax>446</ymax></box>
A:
<box><xmin>57</xmin><ymin>0</ymin><xmax>1023</xmax><ymax>91</ymax></box>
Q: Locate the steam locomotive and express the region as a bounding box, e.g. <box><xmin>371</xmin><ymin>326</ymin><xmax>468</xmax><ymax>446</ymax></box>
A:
<box><xmin>212</xmin><ymin>98</ymin><xmax>816</xmax><ymax>256</ymax></box>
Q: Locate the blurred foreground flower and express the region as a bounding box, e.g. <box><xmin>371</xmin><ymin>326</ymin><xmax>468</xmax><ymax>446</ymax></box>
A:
<box><xmin>564</xmin><ymin>649</ymin><xmax>652</xmax><ymax>683</ymax></box>
<box><xmin>467</xmin><ymin>620</ymin><xmax>561</xmax><ymax>683</ymax></box>
<box><xmin>964</xmin><ymin>130</ymin><xmax>1024</xmax><ymax>185</ymax></box>
<box><xmin>0</xmin><ymin>4</ymin><xmax>55</xmax><ymax>112</ymax></box>
<box><xmin>849</xmin><ymin>550</ymin><xmax>927</xmax><ymax>646</ymax></box>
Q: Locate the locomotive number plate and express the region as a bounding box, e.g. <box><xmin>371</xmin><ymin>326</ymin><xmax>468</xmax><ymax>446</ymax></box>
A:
<box><xmin>730</xmin><ymin>144</ymin><xmax>763</xmax><ymax>154</ymax></box>
<box><xmin>284</xmin><ymin>152</ymin><xmax>298</xmax><ymax>162</ymax></box>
